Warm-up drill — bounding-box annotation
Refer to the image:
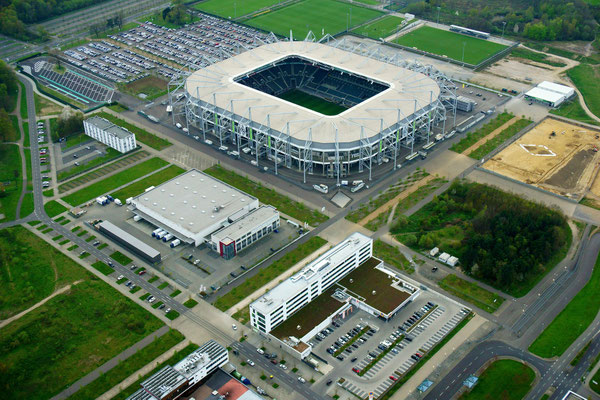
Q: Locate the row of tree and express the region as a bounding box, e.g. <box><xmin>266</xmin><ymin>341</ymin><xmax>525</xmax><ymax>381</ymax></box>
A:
<box><xmin>402</xmin><ymin>0</ymin><xmax>598</xmax><ymax>41</ymax></box>
<box><xmin>0</xmin><ymin>61</ymin><xmax>19</xmax><ymax>142</ymax></box>
<box><xmin>392</xmin><ymin>181</ymin><xmax>569</xmax><ymax>291</ymax></box>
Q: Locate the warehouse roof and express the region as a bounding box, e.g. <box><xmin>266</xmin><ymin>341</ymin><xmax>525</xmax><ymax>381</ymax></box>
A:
<box><xmin>537</xmin><ymin>81</ymin><xmax>574</xmax><ymax>96</ymax></box>
<box><xmin>525</xmin><ymin>87</ymin><xmax>564</xmax><ymax>104</ymax></box>
<box><xmin>97</xmin><ymin>220</ymin><xmax>160</xmax><ymax>261</ymax></box>
<box><xmin>131</xmin><ymin>169</ymin><xmax>258</xmax><ymax>236</ymax></box>
<box><xmin>211</xmin><ymin>205</ymin><xmax>278</xmax><ymax>243</ymax></box>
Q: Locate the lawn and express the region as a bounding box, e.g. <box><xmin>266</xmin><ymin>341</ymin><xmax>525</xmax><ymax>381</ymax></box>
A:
<box><xmin>67</xmin><ymin>329</ymin><xmax>185</xmax><ymax>400</ymax></box>
<box><xmin>458</xmin><ymin>360</ymin><xmax>535</xmax><ymax>400</ymax></box>
<box><xmin>245</xmin><ymin>0</ymin><xmax>384</xmax><ymax>39</ymax></box>
<box><xmin>279</xmin><ymin>89</ymin><xmax>346</xmax><ymax>115</ymax></box>
<box><xmin>550</xmin><ymin>98</ymin><xmax>600</xmax><ymax>126</ymax></box>
<box><xmin>111</xmin><ymin>164</ymin><xmax>185</xmax><ymax>200</ymax></box>
<box><xmin>96</xmin><ymin>112</ymin><xmax>171</xmax><ymax>150</ymax></box>
<box><xmin>205</xmin><ymin>164</ymin><xmax>328</xmax><ymax>226</ymax></box>
<box><xmin>373</xmin><ymin>239</ymin><xmax>413</xmax><ymax>274</ymax></box>
<box><xmin>529</xmin><ymin>250</ymin><xmax>600</xmax><ymax>358</ymax></box>
<box><xmin>392</xmin><ymin>181</ymin><xmax>571</xmax><ymax>297</ymax></box>
<box><xmin>92</xmin><ymin>261</ymin><xmax>114</xmax><ymax>275</ymax></box>
<box><xmin>0</xmin><ymin>277</ymin><xmax>164</xmax><ymax>399</ymax></box>
<box><xmin>34</xmin><ymin>92</ymin><xmax>63</xmax><ymax>116</ymax></box>
<box><xmin>19</xmin><ymin>81</ymin><xmax>28</xmax><ymax>119</ymax></box>
<box><xmin>44</xmin><ymin>199</ymin><xmax>68</xmax><ymax>217</ymax></box>
<box><xmin>468</xmin><ymin>118</ymin><xmax>532</xmax><ymax>160</ymax></box>
<box><xmin>123</xmin><ymin>76</ymin><xmax>168</xmax><ymax>101</ymax></box>
<box><xmin>510</xmin><ymin>47</ymin><xmax>566</xmax><ymax>67</ymax></box>
<box><xmin>213</xmin><ymin>236</ymin><xmax>327</xmax><ymax>311</ymax></box>
<box><xmin>62</xmin><ymin>157</ymin><xmax>168</xmax><ymax>206</ymax></box>
<box><xmin>0</xmin><ymin>144</ymin><xmax>23</xmax><ymax>221</ymax></box>
<box><xmin>110</xmin><ymin>251</ymin><xmax>133</xmax><ymax>266</ymax></box>
<box><xmin>591</xmin><ymin>366</ymin><xmax>600</xmax><ymax>394</ymax></box>
<box><xmin>438</xmin><ymin>274</ymin><xmax>504</xmax><ymax>313</ymax></box>
<box><xmin>395</xmin><ymin>26</ymin><xmax>507</xmax><ymax>65</ymax></box>
<box><xmin>450</xmin><ymin>112</ymin><xmax>513</xmax><ymax>154</ymax></box>
<box><xmin>20</xmin><ymin>193</ymin><xmax>35</xmax><ymax>217</ymax></box>
<box><xmin>352</xmin><ymin>15</ymin><xmax>404</xmax><ymax>39</ymax></box>
<box><xmin>0</xmin><ymin>226</ymin><xmax>91</xmax><ymax>320</ymax></box>
<box><xmin>194</xmin><ymin>0</ymin><xmax>282</xmax><ymax>19</ymax></box>
<box><xmin>567</xmin><ymin>64</ymin><xmax>600</xmax><ymax>119</ymax></box>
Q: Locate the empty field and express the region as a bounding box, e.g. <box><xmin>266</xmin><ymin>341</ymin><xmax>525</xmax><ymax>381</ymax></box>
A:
<box><xmin>483</xmin><ymin>117</ymin><xmax>600</xmax><ymax>200</ymax></box>
<box><xmin>246</xmin><ymin>0</ymin><xmax>383</xmax><ymax>39</ymax></box>
<box><xmin>352</xmin><ymin>15</ymin><xmax>404</xmax><ymax>39</ymax></box>
<box><xmin>279</xmin><ymin>89</ymin><xmax>346</xmax><ymax>115</ymax></box>
<box><xmin>459</xmin><ymin>360</ymin><xmax>535</xmax><ymax>400</ymax></box>
<box><xmin>395</xmin><ymin>26</ymin><xmax>507</xmax><ymax>65</ymax></box>
<box><xmin>123</xmin><ymin>76</ymin><xmax>168</xmax><ymax>100</ymax></box>
<box><xmin>194</xmin><ymin>0</ymin><xmax>282</xmax><ymax>18</ymax></box>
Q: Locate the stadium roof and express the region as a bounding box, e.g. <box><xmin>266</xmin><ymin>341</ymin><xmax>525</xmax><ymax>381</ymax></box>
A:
<box><xmin>185</xmin><ymin>41</ymin><xmax>441</xmax><ymax>144</ymax></box>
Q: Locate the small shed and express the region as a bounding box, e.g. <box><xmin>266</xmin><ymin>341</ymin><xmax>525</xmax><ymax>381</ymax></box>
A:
<box><xmin>438</xmin><ymin>252</ymin><xmax>450</xmax><ymax>263</ymax></box>
<box><xmin>429</xmin><ymin>247</ymin><xmax>439</xmax><ymax>257</ymax></box>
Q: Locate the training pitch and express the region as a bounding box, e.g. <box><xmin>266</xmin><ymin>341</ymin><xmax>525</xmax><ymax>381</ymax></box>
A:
<box><xmin>483</xmin><ymin>117</ymin><xmax>600</xmax><ymax>200</ymax></box>
<box><xmin>352</xmin><ymin>15</ymin><xmax>405</xmax><ymax>39</ymax></box>
<box><xmin>194</xmin><ymin>0</ymin><xmax>281</xmax><ymax>19</ymax></box>
<box><xmin>395</xmin><ymin>26</ymin><xmax>508</xmax><ymax>65</ymax></box>
<box><xmin>245</xmin><ymin>0</ymin><xmax>384</xmax><ymax>39</ymax></box>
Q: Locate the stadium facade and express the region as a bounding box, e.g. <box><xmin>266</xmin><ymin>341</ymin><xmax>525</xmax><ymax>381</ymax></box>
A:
<box><xmin>169</xmin><ymin>35</ymin><xmax>457</xmax><ymax>182</ymax></box>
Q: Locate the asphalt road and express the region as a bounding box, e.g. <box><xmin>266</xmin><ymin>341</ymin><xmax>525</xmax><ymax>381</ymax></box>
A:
<box><xmin>423</xmin><ymin>341</ymin><xmax>551</xmax><ymax>400</ymax></box>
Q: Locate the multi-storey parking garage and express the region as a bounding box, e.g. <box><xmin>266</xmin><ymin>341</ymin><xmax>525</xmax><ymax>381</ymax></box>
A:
<box><xmin>170</xmin><ymin>37</ymin><xmax>458</xmax><ymax>182</ymax></box>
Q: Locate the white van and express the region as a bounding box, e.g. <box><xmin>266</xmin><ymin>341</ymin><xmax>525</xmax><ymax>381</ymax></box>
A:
<box><xmin>175</xmin><ymin>122</ymin><xmax>182</xmax><ymax>129</ymax></box>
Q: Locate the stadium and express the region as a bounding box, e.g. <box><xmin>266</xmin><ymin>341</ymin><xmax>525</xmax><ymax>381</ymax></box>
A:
<box><xmin>169</xmin><ymin>36</ymin><xmax>458</xmax><ymax>181</ymax></box>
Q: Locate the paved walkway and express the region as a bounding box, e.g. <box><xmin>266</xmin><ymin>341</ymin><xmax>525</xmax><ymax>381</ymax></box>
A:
<box><xmin>50</xmin><ymin>325</ymin><xmax>171</xmax><ymax>400</ymax></box>
<box><xmin>0</xmin><ymin>280</ymin><xmax>83</xmax><ymax>329</ymax></box>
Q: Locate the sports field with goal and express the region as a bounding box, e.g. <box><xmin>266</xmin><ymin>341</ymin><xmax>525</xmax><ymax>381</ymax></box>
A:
<box><xmin>394</xmin><ymin>26</ymin><xmax>507</xmax><ymax>65</ymax></box>
<box><xmin>246</xmin><ymin>0</ymin><xmax>383</xmax><ymax>39</ymax></box>
<box><xmin>279</xmin><ymin>89</ymin><xmax>347</xmax><ymax>115</ymax></box>
<box><xmin>194</xmin><ymin>0</ymin><xmax>283</xmax><ymax>19</ymax></box>
<box><xmin>352</xmin><ymin>15</ymin><xmax>405</xmax><ymax>39</ymax></box>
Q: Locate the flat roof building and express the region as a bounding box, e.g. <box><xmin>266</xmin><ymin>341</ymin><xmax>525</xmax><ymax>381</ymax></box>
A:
<box><xmin>130</xmin><ymin>169</ymin><xmax>280</xmax><ymax>259</ymax></box>
<box><xmin>250</xmin><ymin>233</ymin><xmax>419</xmax><ymax>359</ymax></box>
<box><xmin>84</xmin><ymin>116</ymin><xmax>136</xmax><ymax>153</ymax></box>
<box><xmin>127</xmin><ymin>340</ymin><xmax>228</xmax><ymax>400</ymax></box>
<box><xmin>525</xmin><ymin>81</ymin><xmax>575</xmax><ymax>108</ymax></box>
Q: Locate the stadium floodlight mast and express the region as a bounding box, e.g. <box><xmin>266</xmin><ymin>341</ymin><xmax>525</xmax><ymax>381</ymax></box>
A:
<box><xmin>501</xmin><ymin>21</ymin><xmax>507</xmax><ymax>39</ymax></box>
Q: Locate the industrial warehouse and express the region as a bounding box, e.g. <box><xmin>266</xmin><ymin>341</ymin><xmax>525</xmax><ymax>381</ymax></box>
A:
<box><xmin>129</xmin><ymin>169</ymin><xmax>280</xmax><ymax>259</ymax></box>
<box><xmin>169</xmin><ymin>39</ymin><xmax>458</xmax><ymax>182</ymax></box>
<box><xmin>249</xmin><ymin>233</ymin><xmax>420</xmax><ymax>358</ymax></box>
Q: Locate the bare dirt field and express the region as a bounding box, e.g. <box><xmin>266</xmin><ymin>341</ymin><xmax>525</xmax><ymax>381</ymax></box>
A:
<box><xmin>483</xmin><ymin>117</ymin><xmax>600</xmax><ymax>199</ymax></box>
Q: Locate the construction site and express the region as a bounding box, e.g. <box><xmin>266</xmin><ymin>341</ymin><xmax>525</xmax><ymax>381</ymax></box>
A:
<box><xmin>483</xmin><ymin>117</ymin><xmax>600</xmax><ymax>200</ymax></box>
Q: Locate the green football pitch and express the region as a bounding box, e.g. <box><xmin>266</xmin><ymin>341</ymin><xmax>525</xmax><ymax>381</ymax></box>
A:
<box><xmin>352</xmin><ymin>15</ymin><xmax>404</xmax><ymax>39</ymax></box>
<box><xmin>395</xmin><ymin>26</ymin><xmax>508</xmax><ymax>65</ymax></box>
<box><xmin>193</xmin><ymin>0</ymin><xmax>283</xmax><ymax>19</ymax></box>
<box><xmin>279</xmin><ymin>89</ymin><xmax>347</xmax><ymax>115</ymax></box>
<box><xmin>245</xmin><ymin>0</ymin><xmax>384</xmax><ymax>39</ymax></box>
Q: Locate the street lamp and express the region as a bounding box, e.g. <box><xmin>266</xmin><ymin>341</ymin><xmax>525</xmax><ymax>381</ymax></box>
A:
<box><xmin>437</xmin><ymin>6</ymin><xmax>441</xmax><ymax>25</ymax></box>
<box><xmin>462</xmin><ymin>42</ymin><xmax>466</xmax><ymax>64</ymax></box>
<box><xmin>501</xmin><ymin>21</ymin><xmax>507</xmax><ymax>39</ymax></box>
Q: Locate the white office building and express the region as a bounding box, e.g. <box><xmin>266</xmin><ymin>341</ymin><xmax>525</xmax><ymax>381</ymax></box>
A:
<box><xmin>130</xmin><ymin>169</ymin><xmax>280</xmax><ymax>259</ymax></box>
<box><xmin>250</xmin><ymin>232</ymin><xmax>372</xmax><ymax>334</ymax></box>
<box><xmin>83</xmin><ymin>116</ymin><xmax>136</xmax><ymax>153</ymax></box>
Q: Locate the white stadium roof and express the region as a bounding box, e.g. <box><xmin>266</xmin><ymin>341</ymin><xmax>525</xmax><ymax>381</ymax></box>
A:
<box><xmin>185</xmin><ymin>41</ymin><xmax>441</xmax><ymax>144</ymax></box>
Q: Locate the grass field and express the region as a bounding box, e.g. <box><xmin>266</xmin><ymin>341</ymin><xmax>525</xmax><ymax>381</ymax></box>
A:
<box><xmin>111</xmin><ymin>164</ymin><xmax>185</xmax><ymax>200</ymax></box>
<box><xmin>67</xmin><ymin>330</ymin><xmax>185</xmax><ymax>400</ymax></box>
<box><xmin>510</xmin><ymin>47</ymin><xmax>566</xmax><ymax>67</ymax></box>
<box><xmin>0</xmin><ymin>226</ymin><xmax>90</xmax><ymax>320</ymax></box>
<box><xmin>352</xmin><ymin>15</ymin><xmax>404</xmax><ymax>39</ymax></box>
<box><xmin>204</xmin><ymin>165</ymin><xmax>328</xmax><ymax>226</ymax></box>
<box><xmin>96</xmin><ymin>112</ymin><xmax>171</xmax><ymax>150</ymax></box>
<box><xmin>123</xmin><ymin>76</ymin><xmax>168</xmax><ymax>101</ymax></box>
<box><xmin>550</xmin><ymin>99</ymin><xmax>600</xmax><ymax>126</ymax></box>
<box><xmin>373</xmin><ymin>239</ymin><xmax>413</xmax><ymax>274</ymax></box>
<box><xmin>395</xmin><ymin>26</ymin><xmax>507</xmax><ymax>65</ymax></box>
<box><xmin>468</xmin><ymin>118</ymin><xmax>532</xmax><ymax>160</ymax></box>
<box><xmin>529</xmin><ymin>250</ymin><xmax>600</xmax><ymax>358</ymax></box>
<box><xmin>62</xmin><ymin>157</ymin><xmax>168</xmax><ymax>206</ymax></box>
<box><xmin>0</xmin><ymin>144</ymin><xmax>22</xmax><ymax>221</ymax></box>
<box><xmin>0</xmin><ymin>278</ymin><xmax>163</xmax><ymax>400</ymax></box>
<box><xmin>439</xmin><ymin>274</ymin><xmax>504</xmax><ymax>313</ymax></box>
<box><xmin>450</xmin><ymin>112</ymin><xmax>513</xmax><ymax>154</ymax></box>
<box><xmin>246</xmin><ymin>0</ymin><xmax>383</xmax><ymax>39</ymax></box>
<box><xmin>44</xmin><ymin>199</ymin><xmax>68</xmax><ymax>217</ymax></box>
<box><xmin>279</xmin><ymin>89</ymin><xmax>346</xmax><ymax>115</ymax></box>
<box><xmin>110</xmin><ymin>251</ymin><xmax>133</xmax><ymax>266</ymax></box>
<box><xmin>567</xmin><ymin>64</ymin><xmax>600</xmax><ymax>119</ymax></box>
<box><xmin>213</xmin><ymin>236</ymin><xmax>327</xmax><ymax>311</ymax></box>
<box><xmin>458</xmin><ymin>360</ymin><xmax>535</xmax><ymax>400</ymax></box>
<box><xmin>194</xmin><ymin>0</ymin><xmax>282</xmax><ymax>18</ymax></box>
<box><xmin>591</xmin><ymin>366</ymin><xmax>600</xmax><ymax>394</ymax></box>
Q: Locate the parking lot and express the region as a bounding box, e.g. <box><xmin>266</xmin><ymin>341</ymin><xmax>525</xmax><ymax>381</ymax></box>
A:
<box><xmin>55</xmin><ymin>138</ymin><xmax>109</xmax><ymax>174</ymax></box>
<box><xmin>306</xmin><ymin>289</ymin><xmax>469</xmax><ymax>400</ymax></box>
<box><xmin>79</xmin><ymin>201</ymin><xmax>301</xmax><ymax>292</ymax></box>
